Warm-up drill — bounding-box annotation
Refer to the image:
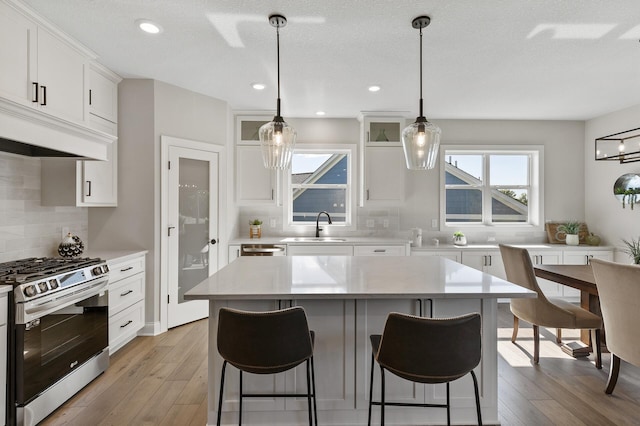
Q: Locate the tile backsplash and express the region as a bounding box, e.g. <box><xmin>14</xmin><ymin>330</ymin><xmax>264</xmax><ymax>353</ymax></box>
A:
<box><xmin>0</xmin><ymin>153</ymin><xmax>88</xmax><ymax>262</ymax></box>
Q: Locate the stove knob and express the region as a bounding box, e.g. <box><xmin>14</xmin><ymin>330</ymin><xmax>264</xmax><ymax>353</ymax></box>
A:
<box><xmin>38</xmin><ymin>282</ymin><xmax>49</xmax><ymax>292</ymax></box>
<box><xmin>24</xmin><ymin>285</ymin><xmax>37</xmax><ymax>297</ymax></box>
<box><xmin>49</xmin><ymin>279</ymin><xmax>59</xmax><ymax>289</ymax></box>
<box><xmin>92</xmin><ymin>266</ymin><xmax>103</xmax><ymax>276</ymax></box>
<box><xmin>103</xmin><ymin>264</ymin><xmax>109</xmax><ymax>272</ymax></box>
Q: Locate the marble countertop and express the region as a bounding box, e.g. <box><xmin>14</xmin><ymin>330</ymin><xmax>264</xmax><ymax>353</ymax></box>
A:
<box><xmin>184</xmin><ymin>255</ymin><xmax>536</xmax><ymax>300</ymax></box>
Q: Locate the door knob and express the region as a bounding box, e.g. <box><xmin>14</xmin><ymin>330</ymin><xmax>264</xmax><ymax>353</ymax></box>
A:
<box><xmin>210</xmin><ymin>239</ymin><xmax>217</xmax><ymax>245</ymax></box>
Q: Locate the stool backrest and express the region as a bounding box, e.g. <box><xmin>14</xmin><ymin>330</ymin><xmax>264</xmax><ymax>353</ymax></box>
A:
<box><xmin>217</xmin><ymin>306</ymin><xmax>313</xmax><ymax>374</ymax></box>
<box><xmin>376</xmin><ymin>312</ymin><xmax>481</xmax><ymax>383</ymax></box>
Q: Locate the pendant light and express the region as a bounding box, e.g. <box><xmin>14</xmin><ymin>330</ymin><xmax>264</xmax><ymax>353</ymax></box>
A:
<box><xmin>401</xmin><ymin>16</ymin><xmax>441</xmax><ymax>170</ymax></box>
<box><xmin>259</xmin><ymin>14</ymin><xmax>297</xmax><ymax>169</ymax></box>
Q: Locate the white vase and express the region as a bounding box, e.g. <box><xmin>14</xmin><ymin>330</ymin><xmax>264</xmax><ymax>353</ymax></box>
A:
<box><xmin>454</xmin><ymin>235</ymin><xmax>467</xmax><ymax>246</ymax></box>
<box><xmin>566</xmin><ymin>234</ymin><xmax>579</xmax><ymax>246</ymax></box>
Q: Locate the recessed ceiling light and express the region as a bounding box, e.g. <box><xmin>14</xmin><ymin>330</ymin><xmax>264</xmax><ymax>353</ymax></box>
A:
<box><xmin>252</xmin><ymin>83</ymin><xmax>266</xmax><ymax>90</ymax></box>
<box><xmin>136</xmin><ymin>19</ymin><xmax>162</xmax><ymax>34</ymax></box>
<box><xmin>316</xmin><ymin>111</ymin><xmax>326</xmax><ymax>116</ymax></box>
<box><xmin>368</xmin><ymin>85</ymin><xmax>381</xmax><ymax>92</ymax></box>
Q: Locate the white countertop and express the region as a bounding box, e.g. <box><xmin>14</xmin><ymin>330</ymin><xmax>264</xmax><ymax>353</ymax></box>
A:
<box><xmin>230</xmin><ymin>237</ymin><xmax>410</xmax><ymax>245</ymax></box>
<box><xmin>85</xmin><ymin>250</ymin><xmax>148</xmax><ymax>263</ymax></box>
<box><xmin>184</xmin><ymin>255</ymin><xmax>536</xmax><ymax>300</ymax></box>
<box><xmin>410</xmin><ymin>243</ymin><xmax>613</xmax><ymax>251</ymax></box>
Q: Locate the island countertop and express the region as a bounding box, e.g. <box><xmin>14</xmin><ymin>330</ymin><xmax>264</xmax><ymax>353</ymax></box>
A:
<box><xmin>184</xmin><ymin>255</ymin><xmax>536</xmax><ymax>300</ymax></box>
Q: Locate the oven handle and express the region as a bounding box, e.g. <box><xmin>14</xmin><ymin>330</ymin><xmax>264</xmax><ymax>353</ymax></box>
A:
<box><xmin>17</xmin><ymin>277</ymin><xmax>109</xmax><ymax>324</ymax></box>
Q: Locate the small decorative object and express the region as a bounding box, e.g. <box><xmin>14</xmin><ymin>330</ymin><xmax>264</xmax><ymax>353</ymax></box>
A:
<box><xmin>556</xmin><ymin>221</ymin><xmax>581</xmax><ymax>246</ymax></box>
<box><xmin>249</xmin><ymin>219</ymin><xmax>262</xmax><ymax>239</ymax></box>
<box><xmin>453</xmin><ymin>231</ymin><xmax>467</xmax><ymax>246</ymax></box>
<box><xmin>375</xmin><ymin>128</ymin><xmax>389</xmax><ymax>142</ymax></box>
<box><xmin>613</xmin><ymin>173</ymin><xmax>640</xmax><ymax>209</ymax></box>
<box><xmin>58</xmin><ymin>233</ymin><xmax>84</xmax><ymax>258</ymax></box>
<box><xmin>545</xmin><ymin>221</ymin><xmax>589</xmax><ymax>244</ymax></box>
<box><xmin>621</xmin><ymin>237</ymin><xmax>640</xmax><ymax>264</ymax></box>
<box><xmin>585</xmin><ymin>233</ymin><xmax>601</xmax><ymax>246</ymax></box>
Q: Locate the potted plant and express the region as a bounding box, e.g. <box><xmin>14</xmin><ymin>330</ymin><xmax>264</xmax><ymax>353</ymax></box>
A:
<box><xmin>249</xmin><ymin>219</ymin><xmax>262</xmax><ymax>238</ymax></box>
<box><xmin>621</xmin><ymin>237</ymin><xmax>640</xmax><ymax>264</ymax></box>
<box><xmin>614</xmin><ymin>187</ymin><xmax>640</xmax><ymax>209</ymax></box>
<box><xmin>557</xmin><ymin>220</ymin><xmax>581</xmax><ymax>246</ymax></box>
<box><xmin>453</xmin><ymin>231</ymin><xmax>467</xmax><ymax>246</ymax></box>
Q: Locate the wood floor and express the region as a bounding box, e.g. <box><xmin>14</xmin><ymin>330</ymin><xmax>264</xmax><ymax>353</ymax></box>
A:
<box><xmin>40</xmin><ymin>304</ymin><xmax>640</xmax><ymax>426</ymax></box>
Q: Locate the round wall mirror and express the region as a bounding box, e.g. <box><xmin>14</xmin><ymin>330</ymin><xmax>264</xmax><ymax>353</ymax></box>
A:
<box><xmin>613</xmin><ymin>173</ymin><xmax>640</xmax><ymax>209</ymax></box>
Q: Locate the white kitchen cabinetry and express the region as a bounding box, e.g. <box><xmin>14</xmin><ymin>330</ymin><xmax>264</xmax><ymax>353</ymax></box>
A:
<box><xmin>528</xmin><ymin>249</ymin><xmax>564</xmax><ymax>298</ymax></box>
<box><xmin>0</xmin><ymin>1</ymin><xmax>87</xmax><ymax>125</ymax></box>
<box><xmin>0</xmin><ymin>290</ymin><xmax>7</xmax><ymax>426</ymax></box>
<box><xmin>89</xmin><ymin>63</ymin><xmax>119</xmax><ymax>126</ymax></box>
<box><xmin>563</xmin><ymin>249</ymin><xmax>613</xmax><ymax>265</ymax></box>
<box><xmin>228</xmin><ymin>245</ymin><xmax>241</xmax><ymax>264</ymax></box>
<box><xmin>411</xmin><ymin>249</ymin><xmax>462</xmax><ymax>262</ymax></box>
<box><xmin>461</xmin><ymin>250</ymin><xmax>506</xmax><ymax>280</ymax></box>
<box><xmin>41</xmin><ymin>139</ymin><xmax>118</xmax><ymax>206</ymax></box>
<box><xmin>235</xmin><ymin>116</ymin><xmax>279</xmax><ymax>206</ymax></box>
<box><xmin>288</xmin><ymin>245</ymin><xmax>354</xmax><ymax>256</ymax></box>
<box><xmin>354</xmin><ymin>244</ymin><xmax>408</xmax><ymax>256</ymax></box>
<box><xmin>107</xmin><ymin>252</ymin><xmax>146</xmax><ymax>354</ymax></box>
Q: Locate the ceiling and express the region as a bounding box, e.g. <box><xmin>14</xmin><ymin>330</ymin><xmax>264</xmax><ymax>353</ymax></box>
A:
<box><xmin>21</xmin><ymin>0</ymin><xmax>640</xmax><ymax>121</ymax></box>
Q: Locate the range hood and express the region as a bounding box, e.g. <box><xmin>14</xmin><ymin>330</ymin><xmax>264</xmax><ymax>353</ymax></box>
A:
<box><xmin>0</xmin><ymin>98</ymin><xmax>113</xmax><ymax>161</ymax></box>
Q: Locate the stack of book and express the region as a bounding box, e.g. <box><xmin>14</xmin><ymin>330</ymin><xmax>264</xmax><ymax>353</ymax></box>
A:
<box><xmin>561</xmin><ymin>341</ymin><xmax>591</xmax><ymax>358</ymax></box>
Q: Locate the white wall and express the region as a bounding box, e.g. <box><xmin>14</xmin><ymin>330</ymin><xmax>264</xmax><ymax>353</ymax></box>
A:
<box><xmin>585</xmin><ymin>103</ymin><xmax>640</xmax><ymax>261</ymax></box>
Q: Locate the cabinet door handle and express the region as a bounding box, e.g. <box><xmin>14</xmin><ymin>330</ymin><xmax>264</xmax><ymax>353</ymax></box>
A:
<box><xmin>120</xmin><ymin>320</ymin><xmax>133</xmax><ymax>329</ymax></box>
<box><xmin>271</xmin><ymin>189</ymin><xmax>274</xmax><ymax>200</ymax></box>
<box><xmin>488</xmin><ymin>255</ymin><xmax>492</xmax><ymax>266</ymax></box>
<box><xmin>373</xmin><ymin>249</ymin><xmax>386</xmax><ymax>253</ymax></box>
<box><xmin>89</xmin><ymin>89</ymin><xmax>92</xmax><ymax>105</ymax></box>
<box><xmin>366</xmin><ymin>189</ymin><xmax>370</xmax><ymax>200</ymax></box>
<box><xmin>40</xmin><ymin>85</ymin><xmax>47</xmax><ymax>106</ymax></box>
<box><xmin>120</xmin><ymin>266</ymin><xmax>134</xmax><ymax>272</ymax></box>
<box><xmin>120</xmin><ymin>290</ymin><xmax>134</xmax><ymax>297</ymax></box>
<box><xmin>32</xmin><ymin>82</ymin><xmax>39</xmax><ymax>103</ymax></box>
<box><xmin>85</xmin><ymin>180</ymin><xmax>92</xmax><ymax>197</ymax></box>
<box><xmin>168</xmin><ymin>226</ymin><xmax>175</xmax><ymax>236</ymax></box>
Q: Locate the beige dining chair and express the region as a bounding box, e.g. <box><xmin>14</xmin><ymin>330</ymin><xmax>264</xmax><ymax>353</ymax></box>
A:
<box><xmin>591</xmin><ymin>259</ymin><xmax>640</xmax><ymax>394</ymax></box>
<box><xmin>499</xmin><ymin>244</ymin><xmax>602</xmax><ymax>368</ymax></box>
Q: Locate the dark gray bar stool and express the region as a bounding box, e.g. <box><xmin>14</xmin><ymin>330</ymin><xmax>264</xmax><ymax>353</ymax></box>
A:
<box><xmin>216</xmin><ymin>306</ymin><xmax>317</xmax><ymax>426</ymax></box>
<box><xmin>368</xmin><ymin>312</ymin><xmax>482</xmax><ymax>426</ymax></box>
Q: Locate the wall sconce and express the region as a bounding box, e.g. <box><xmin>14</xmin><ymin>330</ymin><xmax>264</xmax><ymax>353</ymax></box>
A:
<box><xmin>595</xmin><ymin>127</ymin><xmax>640</xmax><ymax>163</ymax></box>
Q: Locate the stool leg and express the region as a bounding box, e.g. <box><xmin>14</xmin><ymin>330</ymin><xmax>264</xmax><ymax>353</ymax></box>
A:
<box><xmin>446</xmin><ymin>382</ymin><xmax>451</xmax><ymax>426</ymax></box>
<box><xmin>605</xmin><ymin>354</ymin><xmax>621</xmax><ymax>395</ymax></box>
<box><xmin>533</xmin><ymin>325</ymin><xmax>540</xmax><ymax>364</ymax></box>
<box><xmin>311</xmin><ymin>356</ymin><xmax>318</xmax><ymax>426</ymax></box>
<box><xmin>368</xmin><ymin>353</ymin><xmax>375</xmax><ymax>426</ymax></box>
<box><xmin>380</xmin><ymin>367</ymin><xmax>385</xmax><ymax>426</ymax></box>
<box><xmin>511</xmin><ymin>315</ymin><xmax>519</xmax><ymax>343</ymax></box>
<box><xmin>217</xmin><ymin>361</ymin><xmax>228</xmax><ymax>426</ymax></box>
<box><xmin>238</xmin><ymin>370</ymin><xmax>243</xmax><ymax>426</ymax></box>
<box><xmin>592</xmin><ymin>329</ymin><xmax>602</xmax><ymax>370</ymax></box>
<box><xmin>471</xmin><ymin>370</ymin><xmax>483</xmax><ymax>426</ymax></box>
<box><xmin>306</xmin><ymin>360</ymin><xmax>313</xmax><ymax>426</ymax></box>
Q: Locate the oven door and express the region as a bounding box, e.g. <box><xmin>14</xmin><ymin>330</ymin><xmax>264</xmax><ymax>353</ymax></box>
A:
<box><xmin>14</xmin><ymin>286</ymin><xmax>108</xmax><ymax>405</ymax></box>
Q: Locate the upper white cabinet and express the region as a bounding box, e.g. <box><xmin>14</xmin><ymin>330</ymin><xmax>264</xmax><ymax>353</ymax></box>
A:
<box><xmin>0</xmin><ymin>1</ymin><xmax>88</xmax><ymax>125</ymax></box>
<box><xmin>358</xmin><ymin>114</ymin><xmax>406</xmax><ymax>206</ymax></box>
<box><xmin>89</xmin><ymin>63</ymin><xmax>119</xmax><ymax>127</ymax></box>
<box><xmin>235</xmin><ymin>115</ymin><xmax>279</xmax><ymax>205</ymax></box>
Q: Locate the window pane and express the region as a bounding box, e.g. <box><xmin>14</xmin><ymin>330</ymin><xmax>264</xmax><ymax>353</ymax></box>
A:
<box><xmin>445</xmin><ymin>188</ymin><xmax>482</xmax><ymax>223</ymax></box>
<box><xmin>292</xmin><ymin>188</ymin><xmax>346</xmax><ymax>223</ymax></box>
<box><xmin>444</xmin><ymin>155</ymin><xmax>483</xmax><ymax>185</ymax></box>
<box><xmin>492</xmin><ymin>189</ymin><xmax>528</xmax><ymax>222</ymax></box>
<box><xmin>292</xmin><ymin>153</ymin><xmax>347</xmax><ymax>184</ymax></box>
<box><xmin>489</xmin><ymin>155</ymin><xmax>529</xmax><ymax>185</ymax></box>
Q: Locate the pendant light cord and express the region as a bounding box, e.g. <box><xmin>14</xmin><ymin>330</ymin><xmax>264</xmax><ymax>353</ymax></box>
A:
<box><xmin>276</xmin><ymin>23</ymin><xmax>281</xmax><ymax>117</ymax></box>
<box><xmin>419</xmin><ymin>25</ymin><xmax>424</xmax><ymax>119</ymax></box>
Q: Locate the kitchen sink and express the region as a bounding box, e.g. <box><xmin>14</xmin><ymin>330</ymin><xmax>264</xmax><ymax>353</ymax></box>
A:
<box><xmin>281</xmin><ymin>237</ymin><xmax>348</xmax><ymax>243</ymax></box>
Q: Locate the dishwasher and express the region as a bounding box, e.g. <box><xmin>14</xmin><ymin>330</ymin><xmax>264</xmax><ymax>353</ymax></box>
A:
<box><xmin>241</xmin><ymin>244</ymin><xmax>287</xmax><ymax>256</ymax></box>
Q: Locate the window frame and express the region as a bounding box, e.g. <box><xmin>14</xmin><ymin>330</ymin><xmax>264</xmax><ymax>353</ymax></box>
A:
<box><xmin>283</xmin><ymin>144</ymin><xmax>357</xmax><ymax>232</ymax></box>
<box><xmin>440</xmin><ymin>145</ymin><xmax>544</xmax><ymax>230</ymax></box>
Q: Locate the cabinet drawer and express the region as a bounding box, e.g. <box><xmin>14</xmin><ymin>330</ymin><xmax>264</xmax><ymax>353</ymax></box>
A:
<box><xmin>287</xmin><ymin>245</ymin><xmax>354</xmax><ymax>256</ymax></box>
<box><xmin>0</xmin><ymin>295</ymin><xmax>7</xmax><ymax>326</ymax></box>
<box><xmin>109</xmin><ymin>273</ymin><xmax>144</xmax><ymax>315</ymax></box>
<box><xmin>354</xmin><ymin>245</ymin><xmax>406</xmax><ymax>256</ymax></box>
<box><xmin>108</xmin><ymin>255</ymin><xmax>145</xmax><ymax>283</ymax></box>
<box><xmin>109</xmin><ymin>300</ymin><xmax>144</xmax><ymax>353</ymax></box>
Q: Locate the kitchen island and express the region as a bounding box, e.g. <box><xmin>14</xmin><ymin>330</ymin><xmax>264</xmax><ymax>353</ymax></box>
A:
<box><xmin>185</xmin><ymin>255</ymin><xmax>535</xmax><ymax>425</ymax></box>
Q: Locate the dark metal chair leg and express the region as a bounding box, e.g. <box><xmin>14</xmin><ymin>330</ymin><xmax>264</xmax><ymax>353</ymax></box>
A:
<box><xmin>471</xmin><ymin>370</ymin><xmax>483</xmax><ymax>425</ymax></box>
<box><xmin>311</xmin><ymin>356</ymin><xmax>318</xmax><ymax>426</ymax></box>
<box><xmin>380</xmin><ymin>366</ymin><xmax>385</xmax><ymax>426</ymax></box>
<box><xmin>238</xmin><ymin>370</ymin><xmax>243</xmax><ymax>426</ymax></box>
<box><xmin>306</xmin><ymin>360</ymin><xmax>313</xmax><ymax>426</ymax></box>
<box><xmin>217</xmin><ymin>361</ymin><xmax>227</xmax><ymax>426</ymax></box>
<box><xmin>368</xmin><ymin>353</ymin><xmax>375</xmax><ymax>426</ymax></box>
<box><xmin>446</xmin><ymin>382</ymin><xmax>451</xmax><ymax>426</ymax></box>
<box><xmin>605</xmin><ymin>354</ymin><xmax>621</xmax><ymax>394</ymax></box>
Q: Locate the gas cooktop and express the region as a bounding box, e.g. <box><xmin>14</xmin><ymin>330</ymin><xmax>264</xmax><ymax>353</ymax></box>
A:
<box><xmin>0</xmin><ymin>257</ymin><xmax>105</xmax><ymax>286</ymax></box>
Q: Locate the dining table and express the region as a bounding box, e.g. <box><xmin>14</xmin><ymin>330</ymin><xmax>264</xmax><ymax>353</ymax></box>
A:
<box><xmin>533</xmin><ymin>264</ymin><xmax>604</xmax><ymax>346</ymax></box>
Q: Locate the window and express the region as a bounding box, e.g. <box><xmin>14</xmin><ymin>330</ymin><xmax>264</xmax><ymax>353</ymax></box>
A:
<box><xmin>286</xmin><ymin>146</ymin><xmax>355</xmax><ymax>227</ymax></box>
<box><xmin>441</xmin><ymin>146</ymin><xmax>543</xmax><ymax>227</ymax></box>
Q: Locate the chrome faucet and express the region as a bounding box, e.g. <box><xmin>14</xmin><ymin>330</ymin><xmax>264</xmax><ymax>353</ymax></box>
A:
<box><xmin>315</xmin><ymin>211</ymin><xmax>333</xmax><ymax>237</ymax></box>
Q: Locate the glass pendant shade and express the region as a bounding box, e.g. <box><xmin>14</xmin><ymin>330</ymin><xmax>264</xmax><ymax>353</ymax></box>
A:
<box><xmin>402</xmin><ymin>119</ymin><xmax>441</xmax><ymax>170</ymax></box>
<box><xmin>259</xmin><ymin>118</ymin><xmax>297</xmax><ymax>169</ymax></box>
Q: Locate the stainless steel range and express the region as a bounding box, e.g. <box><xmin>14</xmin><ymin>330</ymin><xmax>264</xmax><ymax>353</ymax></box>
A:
<box><xmin>0</xmin><ymin>257</ymin><xmax>110</xmax><ymax>426</ymax></box>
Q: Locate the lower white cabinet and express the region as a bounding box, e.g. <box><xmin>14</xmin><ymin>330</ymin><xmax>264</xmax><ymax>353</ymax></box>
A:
<box><xmin>0</xmin><ymin>291</ymin><xmax>7</xmax><ymax>426</ymax></box>
<box><xmin>563</xmin><ymin>249</ymin><xmax>613</xmax><ymax>265</ymax></box>
<box><xmin>107</xmin><ymin>252</ymin><xmax>146</xmax><ymax>354</ymax></box>
<box><xmin>461</xmin><ymin>251</ymin><xmax>506</xmax><ymax>280</ymax></box>
<box><xmin>287</xmin><ymin>245</ymin><xmax>354</xmax><ymax>256</ymax></box>
<box><xmin>228</xmin><ymin>245</ymin><xmax>241</xmax><ymax>264</ymax></box>
<box><xmin>353</xmin><ymin>245</ymin><xmax>408</xmax><ymax>256</ymax></box>
<box><xmin>411</xmin><ymin>249</ymin><xmax>462</xmax><ymax>263</ymax></box>
<box><xmin>528</xmin><ymin>249</ymin><xmax>564</xmax><ymax>298</ymax></box>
